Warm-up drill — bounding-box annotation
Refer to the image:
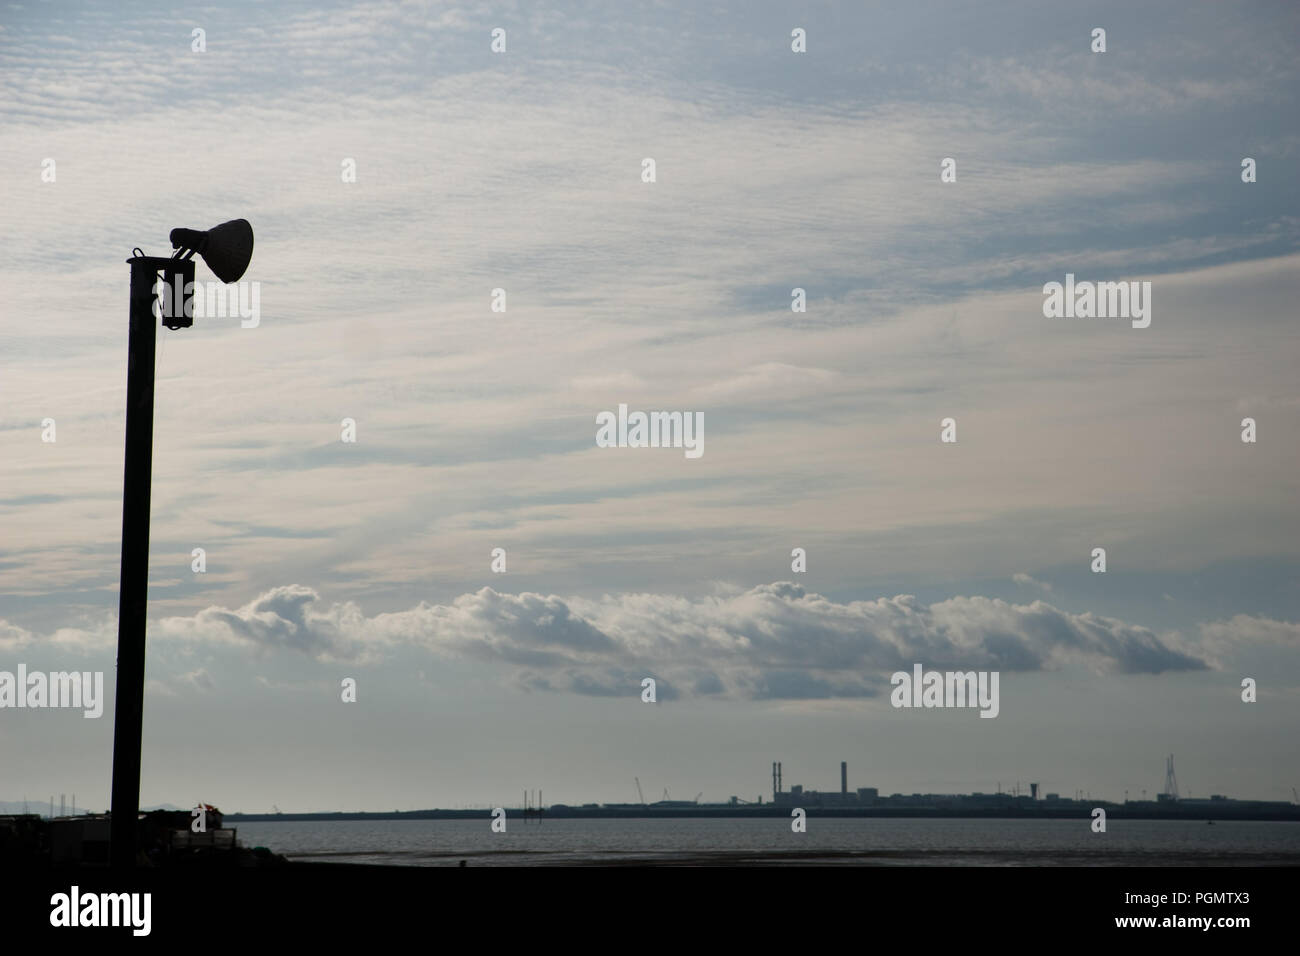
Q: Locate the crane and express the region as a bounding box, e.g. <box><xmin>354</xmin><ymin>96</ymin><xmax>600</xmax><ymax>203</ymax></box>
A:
<box><xmin>694</xmin><ymin>792</ymin><xmax>703</xmax><ymax>804</ymax></box>
<box><xmin>634</xmin><ymin>778</ymin><xmax>645</xmax><ymax>805</ymax></box>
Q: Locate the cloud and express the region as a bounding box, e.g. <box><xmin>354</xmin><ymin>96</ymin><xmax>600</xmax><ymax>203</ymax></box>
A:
<box><xmin>154</xmin><ymin>585</ymin><xmax>377</xmax><ymax>663</ymax></box>
<box><xmin>0</xmin><ymin>615</ymin><xmax>116</xmax><ymax>654</ymax></box>
<box><xmin>1013</xmin><ymin>572</ymin><xmax>1052</xmax><ymax>592</ymax></box>
<box><xmin>53</xmin><ymin>581</ymin><xmax>1210</xmax><ymax>698</ymax></box>
<box><xmin>0</xmin><ymin>582</ymin><xmax>1231</xmax><ymax>693</ymax></box>
<box><xmin>1202</xmin><ymin>615</ymin><xmax>1300</xmax><ymax>646</ymax></box>
<box><xmin>1188</xmin><ymin>614</ymin><xmax>1300</xmax><ymax>667</ymax></box>
<box><xmin>181</xmin><ymin>667</ymin><xmax>214</xmax><ymax>691</ymax></box>
<box><xmin>696</xmin><ymin>363</ymin><xmax>837</xmax><ymax>402</ymax></box>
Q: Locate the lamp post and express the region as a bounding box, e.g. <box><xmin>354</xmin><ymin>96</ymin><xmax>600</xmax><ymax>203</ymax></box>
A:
<box><xmin>110</xmin><ymin>220</ymin><xmax>253</xmax><ymax>868</ymax></box>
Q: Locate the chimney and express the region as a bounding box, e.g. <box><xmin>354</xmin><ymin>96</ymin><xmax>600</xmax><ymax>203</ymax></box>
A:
<box><xmin>841</xmin><ymin>762</ymin><xmax>847</xmax><ymax>795</ymax></box>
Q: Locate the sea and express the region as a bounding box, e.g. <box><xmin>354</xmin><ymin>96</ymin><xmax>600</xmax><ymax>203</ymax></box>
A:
<box><xmin>232</xmin><ymin>817</ymin><xmax>1300</xmax><ymax>866</ymax></box>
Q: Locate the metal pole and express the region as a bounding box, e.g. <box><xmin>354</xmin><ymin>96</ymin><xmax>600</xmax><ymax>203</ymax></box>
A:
<box><xmin>110</xmin><ymin>256</ymin><xmax>161</xmax><ymax>868</ymax></box>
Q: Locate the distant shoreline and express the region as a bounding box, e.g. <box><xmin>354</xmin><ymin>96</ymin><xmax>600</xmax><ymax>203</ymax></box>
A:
<box><xmin>227</xmin><ymin>806</ymin><xmax>1300</xmax><ymax>823</ymax></box>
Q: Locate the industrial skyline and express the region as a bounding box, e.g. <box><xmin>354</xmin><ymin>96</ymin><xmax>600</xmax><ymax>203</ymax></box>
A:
<box><xmin>16</xmin><ymin>752</ymin><xmax>1287</xmax><ymax>818</ymax></box>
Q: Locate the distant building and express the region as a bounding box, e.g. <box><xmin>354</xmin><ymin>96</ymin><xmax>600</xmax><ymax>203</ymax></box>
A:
<box><xmin>773</xmin><ymin>761</ymin><xmax>879</xmax><ymax>807</ymax></box>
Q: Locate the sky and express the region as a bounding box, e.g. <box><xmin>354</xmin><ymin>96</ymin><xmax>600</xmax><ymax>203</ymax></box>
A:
<box><xmin>1</xmin><ymin>0</ymin><xmax>1298</xmax><ymax>813</ymax></box>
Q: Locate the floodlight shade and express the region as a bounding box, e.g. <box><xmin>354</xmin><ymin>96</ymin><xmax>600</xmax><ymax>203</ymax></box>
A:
<box><xmin>169</xmin><ymin>219</ymin><xmax>254</xmax><ymax>283</ymax></box>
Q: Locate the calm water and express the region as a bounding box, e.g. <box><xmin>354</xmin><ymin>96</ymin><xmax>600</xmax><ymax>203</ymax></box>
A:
<box><xmin>233</xmin><ymin>817</ymin><xmax>1300</xmax><ymax>866</ymax></box>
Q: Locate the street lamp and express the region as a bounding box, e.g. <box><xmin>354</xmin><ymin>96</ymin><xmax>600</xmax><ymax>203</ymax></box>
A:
<box><xmin>110</xmin><ymin>220</ymin><xmax>253</xmax><ymax>868</ymax></box>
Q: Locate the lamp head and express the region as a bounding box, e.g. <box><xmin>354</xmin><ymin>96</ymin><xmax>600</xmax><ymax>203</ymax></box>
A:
<box><xmin>169</xmin><ymin>218</ymin><xmax>254</xmax><ymax>283</ymax></box>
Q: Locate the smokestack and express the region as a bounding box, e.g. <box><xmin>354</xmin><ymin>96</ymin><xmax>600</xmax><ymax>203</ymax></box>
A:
<box><xmin>841</xmin><ymin>762</ymin><xmax>847</xmax><ymax>795</ymax></box>
<box><xmin>1031</xmin><ymin>782</ymin><xmax>1039</xmax><ymax>801</ymax></box>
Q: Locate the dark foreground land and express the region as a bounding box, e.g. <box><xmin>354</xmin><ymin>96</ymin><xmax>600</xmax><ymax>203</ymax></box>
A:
<box><xmin>0</xmin><ymin>809</ymin><xmax>287</xmax><ymax>869</ymax></box>
<box><xmin>3</xmin><ymin>860</ymin><xmax>1291</xmax><ymax>943</ymax></box>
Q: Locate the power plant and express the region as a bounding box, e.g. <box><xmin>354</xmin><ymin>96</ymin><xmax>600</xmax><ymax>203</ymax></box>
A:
<box><xmin>773</xmin><ymin>760</ymin><xmax>878</xmax><ymax>807</ymax></box>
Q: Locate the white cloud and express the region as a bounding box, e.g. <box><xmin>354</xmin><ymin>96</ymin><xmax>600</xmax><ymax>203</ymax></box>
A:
<box><xmin>36</xmin><ymin>582</ymin><xmax>1227</xmax><ymax>700</ymax></box>
<box><xmin>1192</xmin><ymin>615</ymin><xmax>1300</xmax><ymax>666</ymax></box>
<box><xmin>1012</xmin><ymin>572</ymin><xmax>1052</xmax><ymax>592</ymax></box>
